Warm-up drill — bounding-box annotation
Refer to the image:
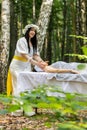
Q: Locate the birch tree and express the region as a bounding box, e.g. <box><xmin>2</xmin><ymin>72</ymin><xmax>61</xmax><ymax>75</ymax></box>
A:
<box><xmin>37</xmin><ymin>0</ymin><xmax>53</xmax><ymax>52</ymax></box>
<box><xmin>0</xmin><ymin>0</ymin><xmax>10</xmax><ymax>92</ymax></box>
<box><xmin>81</xmin><ymin>0</ymin><xmax>86</xmax><ymax>37</ymax></box>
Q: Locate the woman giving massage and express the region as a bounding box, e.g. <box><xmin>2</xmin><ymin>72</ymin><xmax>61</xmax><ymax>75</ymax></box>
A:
<box><xmin>7</xmin><ymin>24</ymin><xmax>79</xmax><ymax>96</ymax></box>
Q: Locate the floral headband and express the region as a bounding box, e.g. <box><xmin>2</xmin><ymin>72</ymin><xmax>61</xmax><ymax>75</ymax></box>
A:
<box><xmin>23</xmin><ymin>24</ymin><xmax>40</xmax><ymax>35</ymax></box>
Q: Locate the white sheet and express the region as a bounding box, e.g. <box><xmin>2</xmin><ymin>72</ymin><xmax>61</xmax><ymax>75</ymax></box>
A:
<box><xmin>15</xmin><ymin>71</ymin><xmax>87</xmax><ymax>96</ymax></box>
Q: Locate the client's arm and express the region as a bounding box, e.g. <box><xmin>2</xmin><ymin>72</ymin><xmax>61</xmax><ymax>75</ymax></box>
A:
<box><xmin>33</xmin><ymin>54</ymin><xmax>79</xmax><ymax>74</ymax></box>
<box><xmin>43</xmin><ymin>65</ymin><xmax>79</xmax><ymax>74</ymax></box>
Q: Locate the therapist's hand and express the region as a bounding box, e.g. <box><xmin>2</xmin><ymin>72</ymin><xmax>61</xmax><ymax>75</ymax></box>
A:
<box><xmin>40</xmin><ymin>61</ymin><xmax>48</xmax><ymax>66</ymax></box>
<box><xmin>37</xmin><ymin>61</ymin><xmax>48</xmax><ymax>70</ymax></box>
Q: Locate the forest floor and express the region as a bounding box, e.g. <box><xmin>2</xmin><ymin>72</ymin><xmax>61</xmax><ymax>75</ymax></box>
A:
<box><xmin>0</xmin><ymin>103</ymin><xmax>59</xmax><ymax>130</ymax></box>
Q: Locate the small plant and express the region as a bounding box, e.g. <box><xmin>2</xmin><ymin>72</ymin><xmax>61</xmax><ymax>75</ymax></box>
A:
<box><xmin>58</xmin><ymin>122</ymin><xmax>87</xmax><ymax>130</ymax></box>
<box><xmin>0</xmin><ymin>85</ymin><xmax>87</xmax><ymax>129</ymax></box>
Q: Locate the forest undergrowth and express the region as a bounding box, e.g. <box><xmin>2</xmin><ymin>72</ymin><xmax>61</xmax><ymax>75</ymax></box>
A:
<box><xmin>0</xmin><ymin>85</ymin><xmax>87</xmax><ymax>130</ymax></box>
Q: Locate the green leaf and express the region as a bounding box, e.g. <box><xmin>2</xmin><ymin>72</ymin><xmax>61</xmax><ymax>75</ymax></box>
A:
<box><xmin>82</xmin><ymin>46</ymin><xmax>87</xmax><ymax>56</ymax></box>
<box><xmin>65</xmin><ymin>53</ymin><xmax>87</xmax><ymax>61</ymax></box>
<box><xmin>62</xmin><ymin>108</ymin><xmax>76</xmax><ymax>115</ymax></box>
<box><xmin>77</xmin><ymin>64</ymin><xmax>86</xmax><ymax>70</ymax></box>
<box><xmin>0</xmin><ymin>96</ymin><xmax>12</xmax><ymax>103</ymax></box>
<box><xmin>23</xmin><ymin>104</ymin><xmax>33</xmax><ymax>113</ymax></box>
<box><xmin>58</xmin><ymin>122</ymin><xmax>85</xmax><ymax>130</ymax></box>
<box><xmin>8</xmin><ymin>104</ymin><xmax>20</xmax><ymax>112</ymax></box>
<box><xmin>65</xmin><ymin>93</ymin><xmax>76</xmax><ymax>101</ymax></box>
<box><xmin>44</xmin><ymin>122</ymin><xmax>51</xmax><ymax>128</ymax></box>
<box><xmin>79</xmin><ymin>123</ymin><xmax>87</xmax><ymax>128</ymax></box>
<box><xmin>37</xmin><ymin>102</ymin><xmax>49</xmax><ymax>109</ymax></box>
<box><xmin>0</xmin><ymin>109</ymin><xmax>9</xmax><ymax>115</ymax></box>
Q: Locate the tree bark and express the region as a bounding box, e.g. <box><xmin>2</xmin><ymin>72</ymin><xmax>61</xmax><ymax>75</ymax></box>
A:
<box><xmin>0</xmin><ymin>0</ymin><xmax>10</xmax><ymax>92</ymax></box>
<box><xmin>37</xmin><ymin>0</ymin><xmax>53</xmax><ymax>52</ymax></box>
<box><xmin>10</xmin><ymin>0</ymin><xmax>17</xmax><ymax>63</ymax></box>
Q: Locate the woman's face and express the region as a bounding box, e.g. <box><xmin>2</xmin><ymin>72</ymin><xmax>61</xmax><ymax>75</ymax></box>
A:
<box><xmin>29</xmin><ymin>27</ymin><xmax>36</xmax><ymax>38</ymax></box>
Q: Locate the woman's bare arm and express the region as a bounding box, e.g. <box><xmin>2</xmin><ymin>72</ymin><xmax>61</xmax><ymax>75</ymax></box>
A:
<box><xmin>33</xmin><ymin>54</ymin><xmax>43</xmax><ymax>62</ymax></box>
<box><xmin>21</xmin><ymin>54</ymin><xmax>45</xmax><ymax>69</ymax></box>
<box><xmin>43</xmin><ymin>66</ymin><xmax>79</xmax><ymax>74</ymax></box>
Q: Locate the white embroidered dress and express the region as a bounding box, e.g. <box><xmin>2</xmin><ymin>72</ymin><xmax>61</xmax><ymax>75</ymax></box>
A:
<box><xmin>10</xmin><ymin>37</ymin><xmax>35</xmax><ymax>96</ymax></box>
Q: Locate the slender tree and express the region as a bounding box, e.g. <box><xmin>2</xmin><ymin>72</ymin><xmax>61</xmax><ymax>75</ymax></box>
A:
<box><xmin>0</xmin><ymin>0</ymin><xmax>10</xmax><ymax>92</ymax></box>
<box><xmin>33</xmin><ymin>0</ymin><xmax>36</xmax><ymax>22</ymax></box>
<box><xmin>37</xmin><ymin>0</ymin><xmax>53</xmax><ymax>52</ymax></box>
<box><xmin>10</xmin><ymin>0</ymin><xmax>18</xmax><ymax>62</ymax></box>
<box><xmin>62</xmin><ymin>0</ymin><xmax>67</xmax><ymax>61</ymax></box>
<box><xmin>86</xmin><ymin>0</ymin><xmax>87</xmax><ymax>35</ymax></box>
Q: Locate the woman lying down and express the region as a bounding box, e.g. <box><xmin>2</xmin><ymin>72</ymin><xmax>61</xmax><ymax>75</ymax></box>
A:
<box><xmin>34</xmin><ymin>61</ymin><xmax>79</xmax><ymax>74</ymax></box>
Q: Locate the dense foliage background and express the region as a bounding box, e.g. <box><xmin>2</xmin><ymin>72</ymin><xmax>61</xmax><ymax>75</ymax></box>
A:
<box><xmin>0</xmin><ymin>0</ymin><xmax>87</xmax><ymax>63</ymax></box>
<box><xmin>0</xmin><ymin>0</ymin><xmax>87</xmax><ymax>92</ymax></box>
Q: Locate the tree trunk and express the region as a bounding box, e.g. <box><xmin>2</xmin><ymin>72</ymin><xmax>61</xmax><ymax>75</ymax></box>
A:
<box><xmin>10</xmin><ymin>0</ymin><xmax>18</xmax><ymax>63</ymax></box>
<box><xmin>33</xmin><ymin>0</ymin><xmax>36</xmax><ymax>23</ymax></box>
<box><xmin>37</xmin><ymin>0</ymin><xmax>53</xmax><ymax>52</ymax></box>
<box><xmin>62</xmin><ymin>0</ymin><xmax>66</xmax><ymax>61</ymax></box>
<box><xmin>71</xmin><ymin>0</ymin><xmax>76</xmax><ymax>61</ymax></box>
<box><xmin>0</xmin><ymin>0</ymin><xmax>10</xmax><ymax>92</ymax></box>
<box><xmin>86</xmin><ymin>0</ymin><xmax>87</xmax><ymax>35</ymax></box>
<box><xmin>76</xmin><ymin>0</ymin><xmax>82</xmax><ymax>53</ymax></box>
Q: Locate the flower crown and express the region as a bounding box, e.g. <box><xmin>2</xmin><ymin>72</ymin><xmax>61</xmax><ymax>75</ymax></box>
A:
<box><xmin>23</xmin><ymin>24</ymin><xmax>39</xmax><ymax>35</ymax></box>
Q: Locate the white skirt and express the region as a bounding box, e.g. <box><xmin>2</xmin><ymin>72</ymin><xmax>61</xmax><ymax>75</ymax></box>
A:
<box><xmin>10</xmin><ymin>59</ymin><xmax>32</xmax><ymax>96</ymax></box>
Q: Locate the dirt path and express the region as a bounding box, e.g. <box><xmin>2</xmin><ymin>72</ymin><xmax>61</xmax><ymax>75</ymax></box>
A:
<box><xmin>0</xmin><ymin>103</ymin><xmax>58</xmax><ymax>130</ymax></box>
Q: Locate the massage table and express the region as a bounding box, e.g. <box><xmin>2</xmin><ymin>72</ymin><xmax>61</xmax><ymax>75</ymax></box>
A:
<box><xmin>15</xmin><ymin>61</ymin><xmax>87</xmax><ymax>96</ymax></box>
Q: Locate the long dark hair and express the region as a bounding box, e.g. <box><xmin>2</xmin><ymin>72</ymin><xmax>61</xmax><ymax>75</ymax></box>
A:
<box><xmin>24</xmin><ymin>27</ymin><xmax>37</xmax><ymax>54</ymax></box>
